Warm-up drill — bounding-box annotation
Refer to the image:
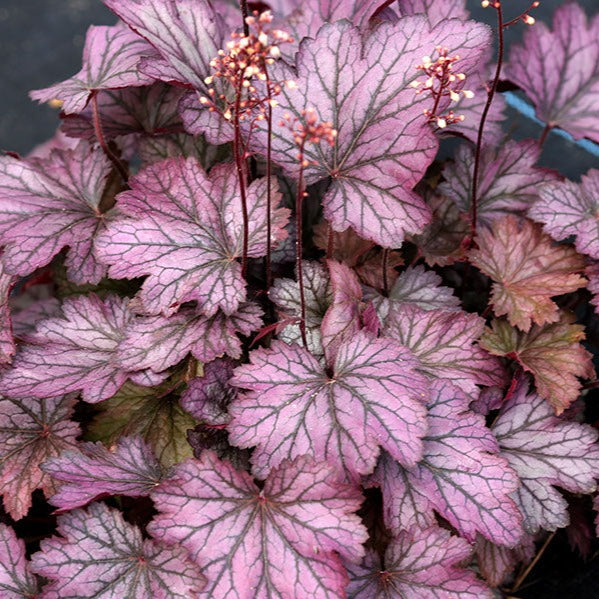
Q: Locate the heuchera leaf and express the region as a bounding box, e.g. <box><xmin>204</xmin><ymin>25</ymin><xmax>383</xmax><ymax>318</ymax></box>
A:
<box><xmin>118</xmin><ymin>302</ymin><xmax>262</xmax><ymax>373</ymax></box>
<box><xmin>492</xmin><ymin>381</ymin><xmax>599</xmax><ymax>533</ymax></box>
<box><xmin>438</xmin><ymin>140</ymin><xmax>559</xmax><ymax>224</ymax></box>
<box><xmin>269</xmin><ymin>260</ymin><xmax>333</xmax><ymax>355</ymax></box>
<box><xmin>396</xmin><ymin>0</ymin><xmax>469</xmax><ymax>26</ymax></box>
<box><xmin>31</xmin><ymin>502</ymin><xmax>204</xmax><ymax>598</ymax></box>
<box><xmin>505</xmin><ymin>3</ymin><xmax>599</xmax><ymax>142</ymax></box>
<box><xmin>250</xmin><ymin>18</ymin><xmax>490</xmax><ymax>246</ymax></box>
<box><xmin>30</xmin><ymin>23</ymin><xmax>155</xmax><ymax>114</ymax></box>
<box><xmin>180</xmin><ymin>359</ymin><xmax>236</xmax><ymax>424</ymax></box>
<box><xmin>383</xmin><ymin>303</ymin><xmax>505</xmax><ymax>394</ymax></box>
<box><xmin>346</xmin><ymin>526</ymin><xmax>491</xmax><ymax>599</ymax></box>
<box><xmin>370</xmin><ymin>380</ymin><xmax>522</xmax><ymax>546</ymax></box>
<box><xmin>103</xmin><ymin>0</ymin><xmax>224</xmax><ymax>93</ymax></box>
<box><xmin>475</xmin><ymin>534</ymin><xmax>535</xmax><ymax>588</ymax></box>
<box><xmin>481</xmin><ymin>316</ymin><xmax>595</xmax><ymax>414</ymax></box>
<box><xmin>587</xmin><ymin>261</ymin><xmax>599</xmax><ymax>314</ymax></box>
<box><xmin>0</xmin><ymin>261</ymin><xmax>15</xmax><ymax>363</ymax></box>
<box><xmin>0</xmin><ymin>141</ymin><xmax>113</xmax><ymax>284</ymax></box>
<box><xmin>43</xmin><ymin>436</ymin><xmax>163</xmax><ymax>511</ymax></box>
<box><xmin>469</xmin><ymin>215</ymin><xmax>586</xmax><ymax>331</ymax></box>
<box><xmin>149</xmin><ymin>452</ymin><xmax>367</xmax><ymax>598</ymax></box>
<box><xmin>0</xmin><ymin>294</ymin><xmax>148</xmax><ymax>404</ymax></box>
<box><xmin>229</xmin><ymin>331</ymin><xmax>428</xmax><ymax>478</ymax></box>
<box><xmin>87</xmin><ymin>379</ymin><xmax>197</xmax><ymax>468</ymax></box>
<box><xmin>0</xmin><ymin>524</ymin><xmax>40</xmax><ymax>598</ymax></box>
<box><xmin>368</xmin><ymin>264</ymin><xmax>460</xmax><ymax>323</ymax></box>
<box><xmin>95</xmin><ymin>159</ymin><xmax>289</xmax><ymax>316</ymax></box>
<box><xmin>530</xmin><ymin>169</ymin><xmax>599</xmax><ymax>260</ymax></box>
<box><xmin>0</xmin><ymin>394</ymin><xmax>79</xmax><ymax>520</ymax></box>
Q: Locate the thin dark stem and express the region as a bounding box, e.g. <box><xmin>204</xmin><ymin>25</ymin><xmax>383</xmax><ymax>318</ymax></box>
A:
<box><xmin>239</xmin><ymin>0</ymin><xmax>250</xmax><ymax>36</ymax></box>
<box><xmin>509</xmin><ymin>531</ymin><xmax>556</xmax><ymax>593</ymax></box>
<box><xmin>503</xmin><ymin>1</ymin><xmax>539</xmax><ymax>28</ymax></box>
<box><xmin>470</xmin><ymin>2</ymin><xmax>504</xmax><ymax>244</ymax></box>
<box><xmin>382</xmin><ymin>248</ymin><xmax>390</xmax><ymax>297</ymax></box>
<box><xmin>233</xmin><ymin>78</ymin><xmax>250</xmax><ymax>278</ymax></box>
<box><xmin>326</xmin><ymin>223</ymin><xmax>335</xmax><ymax>260</ymax></box>
<box><xmin>264</xmin><ymin>69</ymin><xmax>273</xmax><ymax>291</ymax></box>
<box><xmin>296</xmin><ymin>138</ymin><xmax>308</xmax><ymax>348</ymax></box>
<box><xmin>91</xmin><ymin>92</ymin><xmax>128</xmax><ymax>182</ymax></box>
<box><xmin>538</xmin><ymin>123</ymin><xmax>552</xmax><ymax>149</ymax></box>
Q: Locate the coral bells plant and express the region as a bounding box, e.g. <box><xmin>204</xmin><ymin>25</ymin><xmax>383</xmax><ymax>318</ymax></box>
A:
<box><xmin>1</xmin><ymin>0</ymin><xmax>599</xmax><ymax>597</ymax></box>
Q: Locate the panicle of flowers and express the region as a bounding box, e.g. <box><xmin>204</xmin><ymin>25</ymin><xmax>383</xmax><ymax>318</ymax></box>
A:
<box><xmin>280</xmin><ymin>108</ymin><xmax>337</xmax><ymax>167</ymax></box>
<box><xmin>410</xmin><ymin>46</ymin><xmax>474</xmax><ymax>129</ymax></box>
<box><xmin>199</xmin><ymin>10</ymin><xmax>295</xmax><ymax>125</ymax></box>
<box><xmin>481</xmin><ymin>1</ymin><xmax>540</xmax><ymax>26</ymax></box>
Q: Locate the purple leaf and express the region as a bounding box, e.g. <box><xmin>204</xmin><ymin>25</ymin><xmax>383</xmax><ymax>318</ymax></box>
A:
<box><xmin>371</xmin><ymin>380</ymin><xmax>522</xmax><ymax>546</ymax></box>
<box><xmin>0</xmin><ymin>395</ymin><xmax>79</xmax><ymax>520</ymax></box>
<box><xmin>439</xmin><ymin>140</ymin><xmax>559</xmax><ymax>224</ymax></box>
<box><xmin>43</xmin><ymin>436</ymin><xmax>163</xmax><ymax>511</ymax></box>
<box><xmin>149</xmin><ymin>452</ymin><xmax>367</xmax><ymax>597</ymax></box>
<box><xmin>269</xmin><ymin>260</ymin><xmax>333</xmax><ymax>355</ymax></box>
<box><xmin>505</xmin><ymin>3</ymin><xmax>599</xmax><ymax>142</ymax></box>
<box><xmin>229</xmin><ymin>331</ymin><xmax>428</xmax><ymax>478</ymax></box>
<box><xmin>346</xmin><ymin>526</ymin><xmax>491</xmax><ymax>598</ymax></box>
<box><xmin>481</xmin><ymin>316</ymin><xmax>595</xmax><ymax>414</ymax></box>
<box><xmin>0</xmin><ymin>524</ymin><xmax>40</xmax><ymax>598</ymax></box>
<box><xmin>469</xmin><ymin>215</ymin><xmax>586</xmax><ymax>331</ymax></box>
<box><xmin>383</xmin><ymin>304</ymin><xmax>505</xmax><ymax>394</ymax></box>
<box><xmin>368</xmin><ymin>264</ymin><xmax>460</xmax><ymax>323</ymax></box>
<box><xmin>0</xmin><ymin>141</ymin><xmax>113</xmax><ymax>284</ymax></box>
<box><xmin>492</xmin><ymin>381</ymin><xmax>599</xmax><ymax>533</ymax></box>
<box><xmin>396</xmin><ymin>0</ymin><xmax>469</xmax><ymax>25</ymax></box>
<box><xmin>103</xmin><ymin>0</ymin><xmax>224</xmax><ymax>93</ymax></box>
<box><xmin>530</xmin><ymin>169</ymin><xmax>599</xmax><ymax>260</ymax></box>
<box><xmin>0</xmin><ymin>261</ymin><xmax>15</xmax><ymax>364</ymax></box>
<box><xmin>180</xmin><ymin>359</ymin><xmax>236</xmax><ymax>424</ymax></box>
<box><xmin>31</xmin><ymin>502</ymin><xmax>204</xmax><ymax>598</ymax></box>
<box><xmin>475</xmin><ymin>534</ymin><xmax>535</xmax><ymax>588</ymax></box>
<box><xmin>587</xmin><ymin>261</ymin><xmax>599</xmax><ymax>314</ymax></box>
<box><xmin>0</xmin><ymin>294</ymin><xmax>145</xmax><ymax>404</ymax></box>
<box><xmin>10</xmin><ymin>284</ymin><xmax>61</xmax><ymax>342</ymax></box>
<box><xmin>61</xmin><ymin>83</ymin><xmax>186</xmax><ymax>141</ymax></box>
<box><xmin>95</xmin><ymin>159</ymin><xmax>289</xmax><ymax>316</ymax></box>
<box><xmin>87</xmin><ymin>379</ymin><xmax>198</xmax><ymax>468</ymax></box>
<box><xmin>320</xmin><ymin>260</ymin><xmax>363</xmax><ymax>365</ymax></box>
<box><xmin>249</xmin><ymin>18</ymin><xmax>490</xmax><ymax>246</ymax></box>
<box><xmin>30</xmin><ymin>23</ymin><xmax>155</xmax><ymax>114</ymax></box>
<box><xmin>118</xmin><ymin>303</ymin><xmax>262</xmax><ymax>373</ymax></box>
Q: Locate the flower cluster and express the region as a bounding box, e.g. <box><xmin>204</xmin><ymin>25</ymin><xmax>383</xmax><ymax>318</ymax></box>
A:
<box><xmin>200</xmin><ymin>11</ymin><xmax>295</xmax><ymax>124</ymax></box>
<box><xmin>280</xmin><ymin>108</ymin><xmax>337</xmax><ymax>166</ymax></box>
<box><xmin>411</xmin><ymin>46</ymin><xmax>474</xmax><ymax>128</ymax></box>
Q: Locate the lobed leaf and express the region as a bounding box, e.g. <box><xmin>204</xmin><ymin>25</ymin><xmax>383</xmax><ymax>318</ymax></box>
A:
<box><xmin>0</xmin><ymin>524</ymin><xmax>40</xmax><ymax>598</ymax></box>
<box><xmin>249</xmin><ymin>18</ymin><xmax>490</xmax><ymax>246</ymax></box>
<box><xmin>396</xmin><ymin>0</ymin><xmax>469</xmax><ymax>26</ymax></box>
<box><xmin>0</xmin><ymin>294</ymin><xmax>147</xmax><ymax>404</ymax></box>
<box><xmin>31</xmin><ymin>502</ymin><xmax>204</xmax><ymax>598</ymax></box>
<box><xmin>481</xmin><ymin>316</ymin><xmax>595</xmax><ymax>414</ymax></box>
<box><xmin>470</xmin><ymin>215</ymin><xmax>586</xmax><ymax>331</ymax></box>
<box><xmin>43</xmin><ymin>436</ymin><xmax>163</xmax><ymax>511</ymax></box>
<box><xmin>505</xmin><ymin>3</ymin><xmax>599</xmax><ymax>142</ymax></box>
<box><xmin>30</xmin><ymin>23</ymin><xmax>154</xmax><ymax>114</ymax></box>
<box><xmin>0</xmin><ymin>141</ymin><xmax>113</xmax><ymax>284</ymax></box>
<box><xmin>229</xmin><ymin>332</ymin><xmax>428</xmax><ymax>478</ymax></box>
<box><xmin>371</xmin><ymin>380</ymin><xmax>522</xmax><ymax>546</ymax></box>
<box><xmin>95</xmin><ymin>159</ymin><xmax>289</xmax><ymax>316</ymax></box>
<box><xmin>118</xmin><ymin>302</ymin><xmax>262</xmax><ymax>373</ymax></box>
<box><xmin>383</xmin><ymin>304</ymin><xmax>505</xmax><ymax>394</ymax></box>
<box><xmin>530</xmin><ymin>169</ymin><xmax>599</xmax><ymax>260</ymax></box>
<box><xmin>0</xmin><ymin>395</ymin><xmax>79</xmax><ymax>520</ymax></box>
<box><xmin>0</xmin><ymin>261</ymin><xmax>15</xmax><ymax>364</ymax></box>
<box><xmin>149</xmin><ymin>452</ymin><xmax>367</xmax><ymax>598</ymax></box>
<box><xmin>346</xmin><ymin>526</ymin><xmax>491</xmax><ymax>598</ymax></box>
<box><xmin>439</xmin><ymin>140</ymin><xmax>559</xmax><ymax>224</ymax></box>
<box><xmin>492</xmin><ymin>382</ymin><xmax>599</xmax><ymax>533</ymax></box>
